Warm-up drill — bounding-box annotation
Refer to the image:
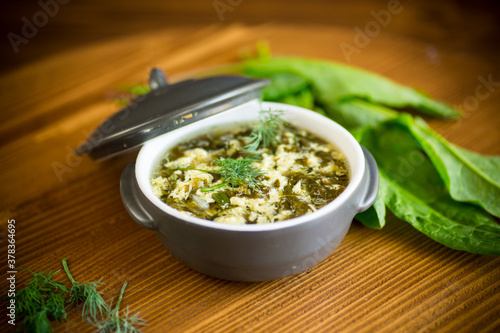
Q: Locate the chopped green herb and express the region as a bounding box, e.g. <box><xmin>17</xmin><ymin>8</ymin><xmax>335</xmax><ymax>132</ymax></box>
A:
<box><xmin>244</xmin><ymin>109</ymin><xmax>288</xmax><ymax>152</ymax></box>
<box><xmin>213</xmin><ymin>191</ymin><xmax>230</xmax><ymax>207</ymax></box>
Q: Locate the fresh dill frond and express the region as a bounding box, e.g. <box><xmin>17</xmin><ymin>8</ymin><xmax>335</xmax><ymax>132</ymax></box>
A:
<box><xmin>244</xmin><ymin>109</ymin><xmax>288</xmax><ymax>152</ymax></box>
<box><xmin>10</xmin><ymin>261</ymin><xmax>145</xmax><ymax>333</ymax></box>
<box><xmin>15</xmin><ymin>268</ymin><xmax>69</xmax><ymax>332</ymax></box>
<box><xmin>207</xmin><ymin>156</ymin><xmax>265</xmax><ymax>191</ymax></box>
<box><xmin>17</xmin><ymin>269</ymin><xmax>69</xmax><ymax>315</ymax></box>
<box><xmin>45</xmin><ymin>291</ymin><xmax>68</xmax><ymax>321</ymax></box>
<box><xmin>62</xmin><ymin>258</ymin><xmax>108</xmax><ymax>323</ymax></box>
<box><xmin>94</xmin><ymin>282</ymin><xmax>147</xmax><ymax>333</ymax></box>
<box><xmin>22</xmin><ymin>268</ymin><xmax>69</xmax><ymax>295</ymax></box>
<box><xmin>16</xmin><ymin>283</ymin><xmax>44</xmax><ymax>316</ymax></box>
<box><xmin>24</xmin><ymin>309</ymin><xmax>52</xmax><ymax>333</ymax></box>
<box><xmin>170</xmin><ymin>155</ymin><xmax>266</xmax><ymax>192</ymax></box>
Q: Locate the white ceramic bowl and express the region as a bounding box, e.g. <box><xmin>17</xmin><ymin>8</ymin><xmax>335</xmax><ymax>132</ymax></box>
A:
<box><xmin>120</xmin><ymin>100</ymin><xmax>378</xmax><ymax>281</ymax></box>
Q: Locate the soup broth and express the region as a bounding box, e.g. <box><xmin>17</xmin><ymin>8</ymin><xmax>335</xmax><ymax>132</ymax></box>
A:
<box><xmin>151</xmin><ymin>124</ymin><xmax>350</xmax><ymax>224</ymax></box>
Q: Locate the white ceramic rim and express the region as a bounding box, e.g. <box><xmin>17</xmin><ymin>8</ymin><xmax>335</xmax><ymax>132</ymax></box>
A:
<box><xmin>135</xmin><ymin>100</ymin><xmax>365</xmax><ymax>232</ymax></box>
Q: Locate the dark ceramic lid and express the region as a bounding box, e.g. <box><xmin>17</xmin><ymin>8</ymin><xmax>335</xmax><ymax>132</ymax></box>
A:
<box><xmin>76</xmin><ymin>68</ymin><xmax>269</xmax><ymax>161</ymax></box>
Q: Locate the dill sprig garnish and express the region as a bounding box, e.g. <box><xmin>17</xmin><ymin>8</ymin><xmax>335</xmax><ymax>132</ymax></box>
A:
<box><xmin>203</xmin><ymin>156</ymin><xmax>265</xmax><ymax>192</ymax></box>
<box><xmin>62</xmin><ymin>258</ymin><xmax>108</xmax><ymax>323</ymax></box>
<box><xmin>8</xmin><ymin>261</ymin><xmax>146</xmax><ymax>333</ymax></box>
<box><xmin>24</xmin><ymin>309</ymin><xmax>53</xmax><ymax>333</ymax></box>
<box><xmin>244</xmin><ymin>109</ymin><xmax>288</xmax><ymax>152</ymax></box>
<box><xmin>16</xmin><ymin>268</ymin><xmax>69</xmax><ymax>332</ymax></box>
<box><xmin>44</xmin><ymin>290</ymin><xmax>68</xmax><ymax>321</ymax></box>
<box><xmin>94</xmin><ymin>282</ymin><xmax>147</xmax><ymax>333</ymax></box>
<box><xmin>170</xmin><ymin>155</ymin><xmax>265</xmax><ymax>192</ymax></box>
<box><xmin>166</xmin><ymin>109</ymin><xmax>288</xmax><ymax>192</ymax></box>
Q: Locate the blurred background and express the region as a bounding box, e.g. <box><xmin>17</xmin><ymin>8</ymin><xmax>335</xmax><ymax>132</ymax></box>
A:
<box><xmin>1</xmin><ymin>0</ymin><xmax>499</xmax><ymax>75</ymax></box>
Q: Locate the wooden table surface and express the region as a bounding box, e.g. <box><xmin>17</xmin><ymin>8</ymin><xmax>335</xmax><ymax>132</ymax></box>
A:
<box><xmin>1</xmin><ymin>1</ymin><xmax>500</xmax><ymax>332</ymax></box>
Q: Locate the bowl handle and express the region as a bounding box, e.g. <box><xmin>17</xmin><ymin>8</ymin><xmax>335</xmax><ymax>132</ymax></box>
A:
<box><xmin>357</xmin><ymin>146</ymin><xmax>380</xmax><ymax>213</ymax></box>
<box><xmin>120</xmin><ymin>163</ymin><xmax>158</xmax><ymax>230</ymax></box>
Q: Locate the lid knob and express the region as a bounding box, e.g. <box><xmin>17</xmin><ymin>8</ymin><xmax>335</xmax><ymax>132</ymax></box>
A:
<box><xmin>149</xmin><ymin>68</ymin><xmax>168</xmax><ymax>90</ymax></box>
